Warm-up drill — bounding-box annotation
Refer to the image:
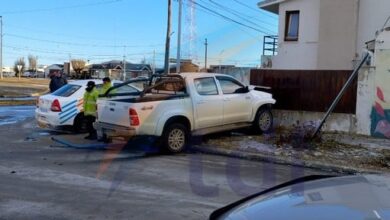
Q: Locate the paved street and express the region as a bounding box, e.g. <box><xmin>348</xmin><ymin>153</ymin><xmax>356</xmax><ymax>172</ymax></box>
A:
<box><xmin>0</xmin><ymin>106</ymin><xmax>333</xmax><ymax>220</ymax></box>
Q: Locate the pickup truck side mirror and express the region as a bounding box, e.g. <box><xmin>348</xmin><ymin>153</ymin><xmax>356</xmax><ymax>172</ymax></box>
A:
<box><xmin>235</xmin><ymin>86</ymin><xmax>249</xmax><ymax>94</ymax></box>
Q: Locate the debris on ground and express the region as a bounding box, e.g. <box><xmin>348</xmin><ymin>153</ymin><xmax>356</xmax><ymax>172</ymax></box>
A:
<box><xmin>199</xmin><ymin>127</ymin><xmax>390</xmax><ymax>173</ymax></box>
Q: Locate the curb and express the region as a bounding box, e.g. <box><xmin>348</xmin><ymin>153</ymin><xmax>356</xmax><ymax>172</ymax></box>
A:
<box><xmin>190</xmin><ymin>145</ymin><xmax>380</xmax><ymax>175</ymax></box>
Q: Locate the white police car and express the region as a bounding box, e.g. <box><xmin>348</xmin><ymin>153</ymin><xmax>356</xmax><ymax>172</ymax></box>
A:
<box><xmin>35</xmin><ymin>79</ymin><xmax>141</xmax><ymax>132</ymax></box>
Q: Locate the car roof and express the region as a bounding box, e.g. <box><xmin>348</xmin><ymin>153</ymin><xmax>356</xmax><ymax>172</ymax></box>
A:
<box><xmin>179</xmin><ymin>72</ymin><xmax>232</xmax><ymax>80</ymax></box>
<box><xmin>68</xmin><ymin>79</ymin><xmax>122</xmax><ymax>86</ymax></box>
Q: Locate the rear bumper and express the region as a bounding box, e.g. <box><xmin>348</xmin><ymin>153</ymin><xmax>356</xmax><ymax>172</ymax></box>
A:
<box><xmin>93</xmin><ymin>121</ymin><xmax>137</xmax><ymax>138</ymax></box>
<box><xmin>35</xmin><ymin>108</ymin><xmax>61</xmax><ymax>128</ymax></box>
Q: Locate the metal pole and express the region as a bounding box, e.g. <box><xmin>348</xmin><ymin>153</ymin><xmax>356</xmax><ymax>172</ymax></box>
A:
<box><xmin>123</xmin><ymin>55</ymin><xmax>126</xmax><ymax>81</ymax></box>
<box><xmin>204</xmin><ymin>38</ymin><xmax>208</xmax><ymax>71</ymax></box>
<box><xmin>152</xmin><ymin>50</ymin><xmax>156</xmax><ymax>75</ymax></box>
<box><xmin>176</xmin><ymin>0</ymin><xmax>182</xmax><ymax>74</ymax></box>
<box><xmin>164</xmin><ymin>0</ymin><xmax>172</xmax><ymax>75</ymax></box>
<box><xmin>312</xmin><ymin>52</ymin><xmax>370</xmax><ymax>139</ymax></box>
<box><xmin>0</xmin><ymin>16</ymin><xmax>3</xmax><ymax>80</ymax></box>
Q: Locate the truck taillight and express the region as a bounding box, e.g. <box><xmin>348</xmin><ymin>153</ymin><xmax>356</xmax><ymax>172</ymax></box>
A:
<box><xmin>50</xmin><ymin>99</ymin><xmax>62</xmax><ymax>112</ymax></box>
<box><xmin>129</xmin><ymin>108</ymin><xmax>140</xmax><ymax>126</ymax></box>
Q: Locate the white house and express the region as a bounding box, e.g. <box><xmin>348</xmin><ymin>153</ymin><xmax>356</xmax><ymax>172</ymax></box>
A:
<box><xmin>257</xmin><ymin>0</ymin><xmax>390</xmax><ymax>138</ymax></box>
<box><xmin>258</xmin><ymin>0</ymin><xmax>390</xmax><ymax>70</ymax></box>
<box><xmin>44</xmin><ymin>64</ymin><xmax>64</xmax><ymax>78</ymax></box>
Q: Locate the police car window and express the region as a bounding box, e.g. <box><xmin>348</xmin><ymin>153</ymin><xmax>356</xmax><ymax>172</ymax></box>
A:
<box><xmin>111</xmin><ymin>84</ymin><xmax>138</xmax><ymax>94</ymax></box>
<box><xmin>52</xmin><ymin>84</ymin><xmax>81</xmax><ymax>97</ymax></box>
<box><xmin>216</xmin><ymin>76</ymin><xmax>244</xmax><ymax>94</ymax></box>
<box><xmin>194</xmin><ymin>77</ymin><xmax>218</xmax><ymax>95</ymax></box>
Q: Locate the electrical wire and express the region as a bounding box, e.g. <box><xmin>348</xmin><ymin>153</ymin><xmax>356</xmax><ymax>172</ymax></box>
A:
<box><xmin>188</xmin><ymin>0</ymin><xmax>272</xmax><ymax>35</ymax></box>
<box><xmin>232</xmin><ymin>0</ymin><xmax>278</xmax><ymax>20</ymax></box>
<box><xmin>204</xmin><ymin>0</ymin><xmax>277</xmax><ymax>33</ymax></box>
<box><xmin>0</xmin><ymin>0</ymin><xmax>122</xmax><ymax>15</ymax></box>
<box><xmin>4</xmin><ymin>33</ymin><xmax>164</xmax><ymax>48</ymax></box>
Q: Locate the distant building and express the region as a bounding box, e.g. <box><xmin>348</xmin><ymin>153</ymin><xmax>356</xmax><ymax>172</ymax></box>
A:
<box><xmin>88</xmin><ymin>60</ymin><xmax>152</xmax><ymax>80</ymax></box>
<box><xmin>44</xmin><ymin>64</ymin><xmax>64</xmax><ymax>78</ymax></box>
<box><xmin>156</xmin><ymin>59</ymin><xmax>199</xmax><ymax>74</ymax></box>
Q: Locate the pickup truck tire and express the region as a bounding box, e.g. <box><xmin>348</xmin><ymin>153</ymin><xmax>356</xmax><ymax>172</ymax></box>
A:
<box><xmin>254</xmin><ymin>108</ymin><xmax>273</xmax><ymax>134</ymax></box>
<box><xmin>162</xmin><ymin>123</ymin><xmax>189</xmax><ymax>153</ymax></box>
<box><xmin>73</xmin><ymin>113</ymin><xmax>88</xmax><ymax>133</ymax></box>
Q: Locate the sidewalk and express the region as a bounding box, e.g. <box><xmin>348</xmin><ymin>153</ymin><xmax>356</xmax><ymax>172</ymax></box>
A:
<box><xmin>192</xmin><ymin>129</ymin><xmax>390</xmax><ymax>174</ymax></box>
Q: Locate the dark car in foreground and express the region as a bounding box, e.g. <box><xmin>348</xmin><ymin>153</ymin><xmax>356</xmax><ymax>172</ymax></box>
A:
<box><xmin>210</xmin><ymin>175</ymin><xmax>390</xmax><ymax>220</ymax></box>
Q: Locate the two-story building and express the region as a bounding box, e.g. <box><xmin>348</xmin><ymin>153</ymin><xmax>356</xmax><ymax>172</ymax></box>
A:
<box><xmin>256</xmin><ymin>0</ymin><xmax>390</xmax><ymax>138</ymax></box>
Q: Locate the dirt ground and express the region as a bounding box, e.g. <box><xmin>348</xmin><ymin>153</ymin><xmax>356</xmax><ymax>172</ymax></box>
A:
<box><xmin>0</xmin><ymin>78</ymin><xmax>49</xmax><ymax>97</ymax></box>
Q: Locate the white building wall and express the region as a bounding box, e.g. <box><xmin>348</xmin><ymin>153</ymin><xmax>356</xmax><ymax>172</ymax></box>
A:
<box><xmin>317</xmin><ymin>0</ymin><xmax>358</xmax><ymax>70</ymax></box>
<box><xmin>272</xmin><ymin>0</ymin><xmax>320</xmax><ymax>69</ymax></box>
<box><xmin>356</xmin><ymin>0</ymin><xmax>390</xmax><ymax>57</ymax></box>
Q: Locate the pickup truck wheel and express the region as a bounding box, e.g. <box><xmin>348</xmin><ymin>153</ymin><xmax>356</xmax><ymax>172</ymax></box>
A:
<box><xmin>254</xmin><ymin>108</ymin><xmax>273</xmax><ymax>134</ymax></box>
<box><xmin>73</xmin><ymin>113</ymin><xmax>88</xmax><ymax>133</ymax></box>
<box><xmin>162</xmin><ymin>123</ymin><xmax>188</xmax><ymax>153</ymax></box>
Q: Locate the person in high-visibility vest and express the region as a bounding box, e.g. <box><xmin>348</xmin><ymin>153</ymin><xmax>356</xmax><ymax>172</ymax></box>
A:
<box><xmin>100</xmin><ymin>77</ymin><xmax>112</xmax><ymax>96</ymax></box>
<box><xmin>83</xmin><ymin>81</ymin><xmax>99</xmax><ymax>140</ymax></box>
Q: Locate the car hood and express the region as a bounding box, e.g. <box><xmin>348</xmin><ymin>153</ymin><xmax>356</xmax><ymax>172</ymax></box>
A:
<box><xmin>214</xmin><ymin>175</ymin><xmax>390</xmax><ymax>220</ymax></box>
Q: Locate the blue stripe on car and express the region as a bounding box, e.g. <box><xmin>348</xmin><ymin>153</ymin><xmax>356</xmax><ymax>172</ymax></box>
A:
<box><xmin>60</xmin><ymin>104</ymin><xmax>77</xmax><ymax>115</ymax></box>
<box><xmin>60</xmin><ymin>108</ymin><xmax>78</xmax><ymax>120</ymax></box>
<box><xmin>62</xmin><ymin>100</ymin><xmax>77</xmax><ymax>110</ymax></box>
<box><xmin>60</xmin><ymin>111</ymin><xmax>78</xmax><ymax>124</ymax></box>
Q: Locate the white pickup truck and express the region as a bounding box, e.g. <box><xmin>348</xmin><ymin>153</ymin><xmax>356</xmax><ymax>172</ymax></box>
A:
<box><xmin>94</xmin><ymin>73</ymin><xmax>276</xmax><ymax>153</ymax></box>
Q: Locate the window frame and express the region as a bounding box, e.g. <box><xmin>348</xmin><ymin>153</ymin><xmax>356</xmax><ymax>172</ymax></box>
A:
<box><xmin>284</xmin><ymin>10</ymin><xmax>300</xmax><ymax>42</ymax></box>
<box><xmin>194</xmin><ymin>77</ymin><xmax>219</xmax><ymax>96</ymax></box>
<box><xmin>216</xmin><ymin>76</ymin><xmax>245</xmax><ymax>95</ymax></box>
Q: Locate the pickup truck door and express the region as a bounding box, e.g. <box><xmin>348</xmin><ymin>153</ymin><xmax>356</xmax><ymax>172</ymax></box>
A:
<box><xmin>216</xmin><ymin>76</ymin><xmax>252</xmax><ymax>124</ymax></box>
<box><xmin>192</xmin><ymin>77</ymin><xmax>223</xmax><ymax>129</ymax></box>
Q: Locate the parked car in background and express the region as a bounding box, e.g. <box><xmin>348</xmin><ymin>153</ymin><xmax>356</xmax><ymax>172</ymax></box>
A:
<box><xmin>22</xmin><ymin>71</ymin><xmax>37</xmax><ymax>78</ymax></box>
<box><xmin>35</xmin><ymin>79</ymin><xmax>140</xmax><ymax>132</ymax></box>
<box><xmin>209</xmin><ymin>175</ymin><xmax>390</xmax><ymax>220</ymax></box>
<box><xmin>3</xmin><ymin>72</ymin><xmax>15</xmax><ymax>77</ymax></box>
<box><xmin>94</xmin><ymin>73</ymin><xmax>276</xmax><ymax>153</ymax></box>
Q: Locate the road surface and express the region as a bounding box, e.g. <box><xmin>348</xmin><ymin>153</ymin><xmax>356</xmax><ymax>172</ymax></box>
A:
<box><xmin>0</xmin><ymin>106</ymin><xmax>333</xmax><ymax>220</ymax></box>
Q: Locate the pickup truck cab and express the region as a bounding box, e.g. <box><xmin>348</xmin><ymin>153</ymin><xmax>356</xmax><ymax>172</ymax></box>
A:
<box><xmin>94</xmin><ymin>73</ymin><xmax>276</xmax><ymax>153</ymax></box>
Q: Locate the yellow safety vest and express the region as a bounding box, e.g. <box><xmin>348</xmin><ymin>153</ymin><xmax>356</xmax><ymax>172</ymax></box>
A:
<box><xmin>99</xmin><ymin>83</ymin><xmax>112</xmax><ymax>95</ymax></box>
<box><xmin>83</xmin><ymin>88</ymin><xmax>99</xmax><ymax>116</ymax></box>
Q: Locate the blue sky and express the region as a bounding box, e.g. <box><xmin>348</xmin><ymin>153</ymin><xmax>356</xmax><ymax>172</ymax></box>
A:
<box><xmin>0</xmin><ymin>0</ymin><xmax>278</xmax><ymax>68</ymax></box>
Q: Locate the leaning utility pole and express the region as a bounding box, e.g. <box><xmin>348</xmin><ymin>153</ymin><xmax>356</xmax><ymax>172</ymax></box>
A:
<box><xmin>176</xmin><ymin>0</ymin><xmax>182</xmax><ymax>74</ymax></box>
<box><xmin>0</xmin><ymin>16</ymin><xmax>3</xmax><ymax>80</ymax></box>
<box><xmin>164</xmin><ymin>0</ymin><xmax>172</xmax><ymax>75</ymax></box>
<box><xmin>204</xmin><ymin>38</ymin><xmax>208</xmax><ymax>71</ymax></box>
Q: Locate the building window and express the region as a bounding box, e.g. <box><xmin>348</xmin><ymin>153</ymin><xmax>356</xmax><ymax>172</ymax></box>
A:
<box><xmin>285</xmin><ymin>10</ymin><xmax>300</xmax><ymax>41</ymax></box>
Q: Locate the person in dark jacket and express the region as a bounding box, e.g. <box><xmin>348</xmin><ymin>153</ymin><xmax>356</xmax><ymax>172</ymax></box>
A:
<box><xmin>49</xmin><ymin>71</ymin><xmax>68</xmax><ymax>93</ymax></box>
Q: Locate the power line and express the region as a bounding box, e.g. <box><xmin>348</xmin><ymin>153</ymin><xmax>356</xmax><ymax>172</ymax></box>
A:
<box><xmin>232</xmin><ymin>0</ymin><xmax>278</xmax><ymax>20</ymax></box>
<box><xmin>4</xmin><ymin>33</ymin><xmax>164</xmax><ymax>48</ymax></box>
<box><xmin>4</xmin><ymin>44</ymin><xmax>157</xmax><ymax>57</ymax></box>
<box><xmin>188</xmin><ymin>0</ymin><xmax>272</xmax><ymax>35</ymax></box>
<box><xmin>5</xmin><ymin>24</ymin><xmax>134</xmax><ymax>43</ymax></box>
<box><xmin>0</xmin><ymin>0</ymin><xmax>122</xmax><ymax>15</ymax></box>
<box><xmin>203</xmin><ymin>0</ymin><xmax>277</xmax><ymax>33</ymax></box>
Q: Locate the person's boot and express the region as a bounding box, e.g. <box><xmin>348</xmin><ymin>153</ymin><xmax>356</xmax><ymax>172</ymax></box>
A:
<box><xmin>88</xmin><ymin>131</ymin><xmax>98</xmax><ymax>140</ymax></box>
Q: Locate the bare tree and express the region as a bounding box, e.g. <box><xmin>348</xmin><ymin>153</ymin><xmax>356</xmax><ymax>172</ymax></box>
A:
<box><xmin>28</xmin><ymin>55</ymin><xmax>38</xmax><ymax>77</ymax></box>
<box><xmin>71</xmin><ymin>59</ymin><xmax>86</xmax><ymax>79</ymax></box>
<box><xmin>13</xmin><ymin>57</ymin><xmax>25</xmax><ymax>77</ymax></box>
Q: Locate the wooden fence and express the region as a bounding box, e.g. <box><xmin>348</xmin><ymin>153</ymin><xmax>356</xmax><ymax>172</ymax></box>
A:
<box><xmin>250</xmin><ymin>69</ymin><xmax>357</xmax><ymax>114</ymax></box>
